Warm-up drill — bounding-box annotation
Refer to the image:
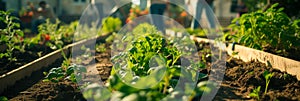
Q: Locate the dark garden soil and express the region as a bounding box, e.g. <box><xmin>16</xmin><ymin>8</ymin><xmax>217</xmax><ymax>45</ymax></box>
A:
<box><xmin>2</xmin><ymin>41</ymin><xmax>300</xmax><ymax>100</ymax></box>
<box><xmin>214</xmin><ymin>58</ymin><xmax>300</xmax><ymax>100</ymax></box>
<box><xmin>0</xmin><ymin>45</ymin><xmax>53</xmax><ymax>76</ymax></box>
<box><xmin>7</xmin><ymin>80</ymin><xmax>84</xmax><ymax>101</ymax></box>
<box><xmin>0</xmin><ymin>58</ymin><xmax>85</xmax><ymax>101</ymax></box>
<box><xmin>0</xmin><ymin>44</ymin><xmax>112</xmax><ymax>101</ymax></box>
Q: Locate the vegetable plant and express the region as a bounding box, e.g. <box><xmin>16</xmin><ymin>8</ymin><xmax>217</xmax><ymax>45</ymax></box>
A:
<box><xmin>44</xmin><ymin>45</ymin><xmax>90</xmax><ymax>83</ymax></box>
<box><xmin>0</xmin><ymin>11</ymin><xmax>25</xmax><ymax>62</ymax></box>
<box><xmin>46</xmin><ymin>23</ymin><xmax>214</xmax><ymax>100</ymax></box>
<box><xmin>102</xmin><ymin>23</ymin><xmax>213</xmax><ymax>100</ymax></box>
<box><xmin>225</xmin><ymin>3</ymin><xmax>300</xmax><ymax>54</ymax></box>
<box><xmin>38</xmin><ymin>19</ymin><xmax>73</xmax><ymax>63</ymax></box>
<box><xmin>43</xmin><ymin>62</ymin><xmax>86</xmax><ymax>83</ymax></box>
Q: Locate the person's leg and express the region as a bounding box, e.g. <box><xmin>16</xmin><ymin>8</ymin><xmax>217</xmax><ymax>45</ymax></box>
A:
<box><xmin>31</xmin><ymin>19</ymin><xmax>38</xmax><ymax>34</ymax></box>
<box><xmin>150</xmin><ymin>4</ymin><xmax>166</xmax><ymax>33</ymax></box>
<box><xmin>205</xmin><ymin>6</ymin><xmax>216</xmax><ymax>28</ymax></box>
<box><xmin>32</xmin><ymin>19</ymin><xmax>46</xmax><ymax>34</ymax></box>
<box><xmin>191</xmin><ymin>0</ymin><xmax>203</xmax><ymax>29</ymax></box>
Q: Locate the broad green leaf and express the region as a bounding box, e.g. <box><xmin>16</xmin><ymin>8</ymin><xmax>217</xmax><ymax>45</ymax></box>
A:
<box><xmin>0</xmin><ymin>96</ymin><xmax>8</xmax><ymax>101</ymax></box>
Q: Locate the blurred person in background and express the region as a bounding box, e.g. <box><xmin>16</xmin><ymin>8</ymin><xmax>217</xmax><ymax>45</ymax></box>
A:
<box><xmin>0</xmin><ymin>0</ymin><xmax>6</xmax><ymax>29</ymax></box>
<box><xmin>186</xmin><ymin>0</ymin><xmax>215</xmax><ymax>29</ymax></box>
<box><xmin>236</xmin><ymin>0</ymin><xmax>248</xmax><ymax>18</ymax></box>
<box><xmin>234</xmin><ymin>0</ymin><xmax>248</xmax><ymax>25</ymax></box>
<box><xmin>30</xmin><ymin>1</ymin><xmax>57</xmax><ymax>34</ymax></box>
<box><xmin>38</xmin><ymin>1</ymin><xmax>56</xmax><ymax>23</ymax></box>
<box><xmin>0</xmin><ymin>0</ymin><xmax>5</xmax><ymax>11</ymax></box>
<box><xmin>150</xmin><ymin>0</ymin><xmax>169</xmax><ymax>33</ymax></box>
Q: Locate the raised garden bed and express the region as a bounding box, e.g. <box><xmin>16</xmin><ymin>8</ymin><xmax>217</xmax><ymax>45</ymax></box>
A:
<box><xmin>168</xmin><ymin>28</ymin><xmax>300</xmax><ymax>80</ymax></box>
<box><xmin>0</xmin><ymin>33</ymin><xmax>111</xmax><ymax>94</ymax></box>
<box><xmin>190</xmin><ymin>36</ymin><xmax>300</xmax><ymax>80</ymax></box>
<box><xmin>1</xmin><ymin>24</ymin><xmax>300</xmax><ymax>100</ymax></box>
<box><xmin>1</xmin><ymin>58</ymin><xmax>85</xmax><ymax>101</ymax></box>
<box><xmin>4</xmin><ymin>35</ymin><xmax>300</xmax><ymax>100</ymax></box>
<box><xmin>0</xmin><ymin>32</ymin><xmax>109</xmax><ymax>99</ymax></box>
<box><xmin>0</xmin><ymin>46</ymin><xmax>52</xmax><ymax>75</ymax></box>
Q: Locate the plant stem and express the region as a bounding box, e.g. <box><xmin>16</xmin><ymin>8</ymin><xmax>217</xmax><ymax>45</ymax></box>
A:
<box><xmin>59</xmin><ymin>45</ymin><xmax>69</xmax><ymax>68</ymax></box>
<box><xmin>163</xmin><ymin>72</ymin><xmax>169</xmax><ymax>94</ymax></box>
<box><xmin>60</xmin><ymin>47</ymin><xmax>68</xmax><ymax>61</ymax></box>
<box><xmin>264</xmin><ymin>80</ymin><xmax>269</xmax><ymax>94</ymax></box>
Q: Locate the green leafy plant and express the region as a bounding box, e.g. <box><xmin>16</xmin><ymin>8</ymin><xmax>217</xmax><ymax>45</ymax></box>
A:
<box><xmin>26</xmin><ymin>20</ymin><xmax>78</xmax><ymax>49</ymax></box>
<box><xmin>293</xmin><ymin>19</ymin><xmax>300</xmax><ymax>39</ymax></box>
<box><xmin>96</xmin><ymin>43</ymin><xmax>106</xmax><ymax>53</ymax></box>
<box><xmin>44</xmin><ymin>45</ymin><xmax>90</xmax><ymax>83</ymax></box>
<box><xmin>38</xmin><ymin>19</ymin><xmax>72</xmax><ymax>63</ymax></box>
<box><xmin>225</xmin><ymin>3</ymin><xmax>300</xmax><ymax>53</ymax></box>
<box><xmin>104</xmin><ymin>23</ymin><xmax>213</xmax><ymax>100</ymax></box>
<box><xmin>0</xmin><ymin>96</ymin><xmax>8</xmax><ymax>101</ymax></box>
<box><xmin>43</xmin><ymin>63</ymin><xmax>86</xmax><ymax>83</ymax></box>
<box><xmin>263</xmin><ymin>70</ymin><xmax>274</xmax><ymax>94</ymax></box>
<box><xmin>186</xmin><ymin>28</ymin><xmax>206</xmax><ymax>37</ymax></box>
<box><xmin>248</xmin><ymin>70</ymin><xmax>273</xmax><ymax>100</ymax></box>
<box><xmin>101</xmin><ymin>17</ymin><xmax>122</xmax><ymax>34</ymax></box>
<box><xmin>0</xmin><ymin>11</ymin><xmax>25</xmax><ymax>62</ymax></box>
<box><xmin>249</xmin><ymin>86</ymin><xmax>261</xmax><ymax>100</ymax></box>
<box><xmin>38</xmin><ymin>19</ymin><xmax>63</xmax><ymax>49</ymax></box>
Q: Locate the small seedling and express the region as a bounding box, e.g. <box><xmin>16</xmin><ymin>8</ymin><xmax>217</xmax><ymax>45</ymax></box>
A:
<box><xmin>263</xmin><ymin>70</ymin><xmax>274</xmax><ymax>94</ymax></box>
<box><xmin>96</xmin><ymin>43</ymin><xmax>106</xmax><ymax>53</ymax></box>
<box><xmin>43</xmin><ymin>63</ymin><xmax>86</xmax><ymax>83</ymax></box>
<box><xmin>283</xmin><ymin>73</ymin><xmax>290</xmax><ymax>80</ymax></box>
<box><xmin>249</xmin><ymin>86</ymin><xmax>261</xmax><ymax>100</ymax></box>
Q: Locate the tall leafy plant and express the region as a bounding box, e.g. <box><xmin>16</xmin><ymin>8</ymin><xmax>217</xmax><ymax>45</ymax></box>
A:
<box><xmin>225</xmin><ymin>3</ymin><xmax>300</xmax><ymax>52</ymax></box>
<box><xmin>0</xmin><ymin>11</ymin><xmax>25</xmax><ymax>62</ymax></box>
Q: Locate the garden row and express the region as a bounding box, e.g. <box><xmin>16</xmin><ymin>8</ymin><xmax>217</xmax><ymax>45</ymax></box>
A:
<box><xmin>1</xmin><ymin>4</ymin><xmax>300</xmax><ymax>100</ymax></box>
<box><xmin>2</xmin><ymin>22</ymin><xmax>300</xmax><ymax>100</ymax></box>
<box><xmin>0</xmin><ymin>10</ymin><xmax>122</xmax><ymax>94</ymax></box>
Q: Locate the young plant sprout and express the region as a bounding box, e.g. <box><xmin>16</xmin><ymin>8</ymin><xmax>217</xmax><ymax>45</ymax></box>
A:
<box><xmin>263</xmin><ymin>70</ymin><xmax>274</xmax><ymax>94</ymax></box>
<box><xmin>249</xmin><ymin>86</ymin><xmax>261</xmax><ymax>100</ymax></box>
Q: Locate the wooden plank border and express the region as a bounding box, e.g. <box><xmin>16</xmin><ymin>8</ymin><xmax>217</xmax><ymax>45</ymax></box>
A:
<box><xmin>166</xmin><ymin>29</ymin><xmax>300</xmax><ymax>80</ymax></box>
<box><xmin>0</xmin><ymin>33</ymin><xmax>111</xmax><ymax>94</ymax></box>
